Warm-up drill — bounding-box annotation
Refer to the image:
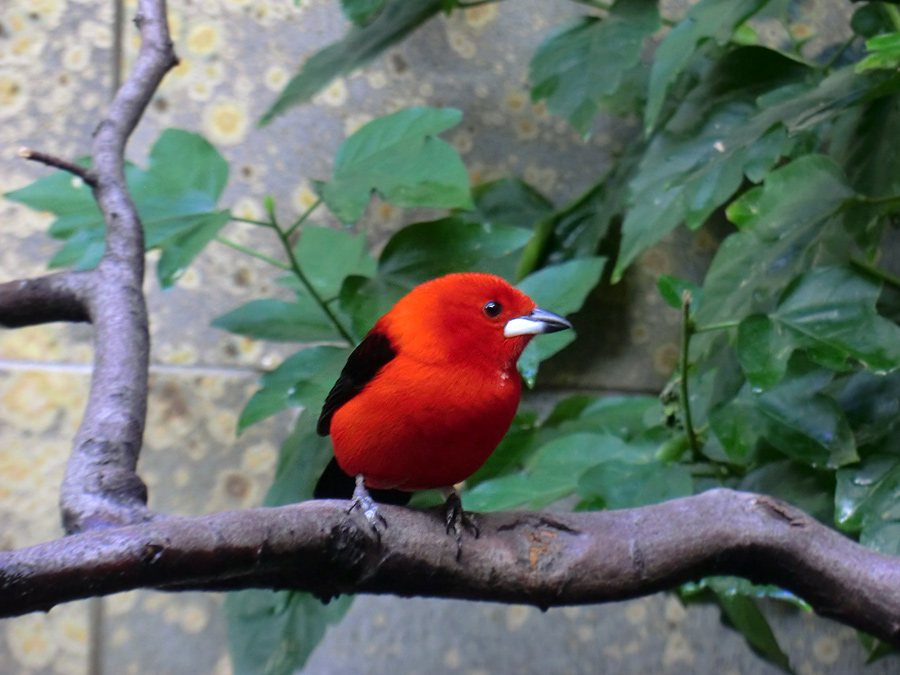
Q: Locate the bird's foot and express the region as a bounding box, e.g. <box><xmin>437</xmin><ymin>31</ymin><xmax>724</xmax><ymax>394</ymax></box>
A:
<box><xmin>349</xmin><ymin>474</ymin><xmax>386</xmax><ymax>540</ymax></box>
<box><xmin>441</xmin><ymin>489</ymin><xmax>479</xmax><ymax>560</ymax></box>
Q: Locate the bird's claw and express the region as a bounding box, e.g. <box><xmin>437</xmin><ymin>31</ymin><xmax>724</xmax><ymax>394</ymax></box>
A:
<box><xmin>442</xmin><ymin>491</ymin><xmax>479</xmax><ymax>560</ymax></box>
<box><xmin>349</xmin><ymin>474</ymin><xmax>386</xmax><ymax>541</ymax></box>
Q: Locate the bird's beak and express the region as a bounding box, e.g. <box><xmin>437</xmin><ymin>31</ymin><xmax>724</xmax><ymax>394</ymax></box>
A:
<box><xmin>504</xmin><ymin>307</ymin><xmax>572</xmax><ymax>338</ymax></box>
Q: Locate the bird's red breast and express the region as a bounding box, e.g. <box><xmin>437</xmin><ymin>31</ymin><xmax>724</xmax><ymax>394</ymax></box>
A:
<box><xmin>318</xmin><ymin>273</ymin><xmax>570</xmax><ymax>492</ymax></box>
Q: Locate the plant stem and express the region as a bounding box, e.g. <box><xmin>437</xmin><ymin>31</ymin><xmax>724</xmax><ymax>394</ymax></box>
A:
<box><xmin>231</xmin><ymin>216</ymin><xmax>275</xmax><ymax>228</ymax></box>
<box><xmin>285</xmin><ymin>198</ymin><xmax>323</xmax><ymax>239</ymax></box>
<box><xmin>850</xmin><ymin>256</ymin><xmax>900</xmax><ymax>292</ymax></box>
<box><xmin>214</xmin><ymin>236</ymin><xmax>291</xmax><ymax>270</ymax></box>
<box><xmin>271</xmin><ymin>221</ymin><xmax>356</xmax><ymax>346</ymax></box>
<box><xmin>680</xmin><ymin>290</ymin><xmax>701</xmax><ymax>459</ymax></box>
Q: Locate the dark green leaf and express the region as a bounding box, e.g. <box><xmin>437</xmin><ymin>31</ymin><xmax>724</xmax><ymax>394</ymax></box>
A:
<box><xmin>529</xmin><ymin>0</ymin><xmax>660</xmax><ymax>136</ymax></box>
<box><xmin>837</xmin><ymin>370</ymin><xmax>900</xmax><ymax>450</ymax></box>
<box><xmin>710</xmin><ymin>582</ymin><xmax>794</xmax><ymax>674</ymax></box>
<box><xmin>237</xmin><ymin>346</ymin><xmax>350</xmax><ymax>433</ymax></box>
<box><xmin>259</xmin><ymin>0</ymin><xmax>444</xmax><ymax>124</ymax></box>
<box><xmin>767</xmin><ymin>266</ymin><xmax>900</xmax><ymax>374</ymax></box>
<box><xmin>755</xmin><ymin>364</ymin><xmax>857</xmax><ymax>468</ymax></box>
<box><xmin>226</xmin><ymin>413</ymin><xmax>351</xmax><ymax>675</ymax></box>
<box><xmin>212</xmin><ymin>298</ymin><xmax>338</xmax><ymax>342</ymax></box>
<box><xmin>737</xmin><ymin>314</ymin><xmax>793</xmax><ymax>389</ymax></box>
<box><xmin>515</xmin><ymin>257</ymin><xmax>606</xmax><ymax>386</ymax></box>
<box><xmin>708</xmin><ymin>388</ymin><xmax>763</xmax><ymax>462</ymax></box>
<box><xmin>739</xmin><ymin>460</ymin><xmax>834</xmax><ymax>523</ymax></box>
<box><xmin>835</xmin><ymin>454</ymin><xmax>900</xmax><ymax>534</ymax></box>
<box><xmin>341</xmin><ymin>217</ymin><xmax>532</xmax><ymax>338</ymax></box>
<box><xmin>577</xmin><ymin>460</ymin><xmax>693</xmax><ymax>509</ymax></box>
<box><xmin>468</xmin><ymin>178</ymin><xmax>554</xmax><ymax>230</ymax></box>
<box><xmin>379</xmin><ymin>217</ymin><xmax>531</xmax><ymax>283</ymax></box>
<box><xmin>340</xmin><ymin>0</ymin><xmax>387</xmax><ymax>25</ymax></box>
<box><xmin>695</xmin><ymin>155</ymin><xmax>855</xmax><ymax>335</ymax></box>
<box><xmin>644</xmin><ymin>0</ymin><xmax>774</xmax><ymax>132</ymax></box>
<box><xmin>657</xmin><ymin>274</ymin><xmax>703</xmax><ymax>311</ymax></box>
<box><xmin>320</xmin><ymin>107</ymin><xmax>473</xmax><ymax>223</ymax></box>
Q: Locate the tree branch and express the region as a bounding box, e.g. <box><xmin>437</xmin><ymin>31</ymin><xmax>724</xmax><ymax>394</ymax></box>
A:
<box><xmin>57</xmin><ymin>0</ymin><xmax>177</xmax><ymax>533</ymax></box>
<box><xmin>0</xmin><ymin>272</ymin><xmax>91</xmax><ymax>327</ymax></box>
<box><xmin>2</xmin><ymin>489</ymin><xmax>899</xmax><ymax>648</ymax></box>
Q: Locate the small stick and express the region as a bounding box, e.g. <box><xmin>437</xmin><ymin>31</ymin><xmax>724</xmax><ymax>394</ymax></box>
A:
<box><xmin>18</xmin><ymin>147</ymin><xmax>98</xmax><ymax>188</ymax></box>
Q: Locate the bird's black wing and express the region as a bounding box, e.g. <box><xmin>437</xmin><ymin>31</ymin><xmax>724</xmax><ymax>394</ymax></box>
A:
<box><xmin>314</xmin><ymin>331</ymin><xmax>408</xmax><ymax>504</ymax></box>
<box><xmin>317</xmin><ymin>331</ymin><xmax>396</xmax><ymax>436</ymax></box>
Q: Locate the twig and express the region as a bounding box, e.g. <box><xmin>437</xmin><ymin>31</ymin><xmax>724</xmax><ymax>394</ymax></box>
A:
<box><xmin>17</xmin><ymin>148</ymin><xmax>98</xmax><ymax>188</ymax></box>
<box><xmin>2</xmin><ymin>490</ymin><xmax>900</xmax><ymax>649</ymax></box>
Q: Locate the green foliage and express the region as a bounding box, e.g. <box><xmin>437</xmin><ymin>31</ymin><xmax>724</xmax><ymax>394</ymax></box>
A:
<box><xmin>258</xmin><ymin>0</ymin><xmax>445</xmax><ymax>125</ymax></box>
<box><xmin>5</xmin><ymin>129</ymin><xmax>230</xmax><ymax>288</ymax></box>
<box><xmin>320</xmin><ymin>107</ymin><xmax>474</xmax><ymax>223</ymax></box>
<box><xmin>528</xmin><ymin>0</ymin><xmax>660</xmax><ymax>136</ymax></box>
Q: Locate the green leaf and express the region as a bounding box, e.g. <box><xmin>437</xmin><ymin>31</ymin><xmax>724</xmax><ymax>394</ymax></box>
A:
<box><xmin>851</xmin><ymin>4</ymin><xmax>892</xmax><ymax>39</ymax></box>
<box><xmin>644</xmin><ymin>0</ymin><xmax>774</xmax><ymax>132</ymax></box>
<box><xmin>226</xmin><ymin>413</ymin><xmax>352</xmax><ymax>675</ymax></box>
<box><xmin>657</xmin><ymin>274</ymin><xmax>702</xmax><ymax>311</ymax></box>
<box><xmin>290</xmin><ymin>225</ymin><xmax>377</xmax><ymax>299</ymax></box>
<box><xmin>237</xmin><ymin>346</ymin><xmax>350</xmax><ymax>433</ymax></box>
<box><xmin>529</xmin><ymin>0</ymin><xmax>660</xmax><ymax>136</ymax></box>
<box><xmin>857</xmin><ymin>32</ymin><xmax>900</xmax><ymax>73</ymax></box>
<box><xmin>837</xmin><ymin>370</ymin><xmax>900</xmax><ymax>450</ymax></box>
<box><xmin>468</xmin><ymin>178</ymin><xmax>554</xmax><ymax>230</ymax></box>
<box><xmin>708</xmin><ymin>387</ymin><xmax>763</xmax><ymax>462</ymax></box>
<box><xmin>259</xmin><ymin>0</ymin><xmax>444</xmax><ymax>124</ymax></box>
<box><xmin>156</xmin><ymin>210</ymin><xmax>231</xmax><ymax>287</ymax></box>
<box><xmin>695</xmin><ymin>155</ymin><xmax>856</xmax><ymax>335</ymax></box>
<box><xmin>379</xmin><ymin>217</ymin><xmax>531</xmax><ymax>283</ymax></box>
<box><xmin>836</xmin><ymin>454</ymin><xmax>900</xmax><ymax>557</ymax></box>
<box><xmin>767</xmin><ymin>266</ymin><xmax>900</xmax><ymax>374</ymax></box>
<box><xmin>515</xmin><ymin>257</ymin><xmax>606</xmax><ymax>386</ymax></box>
<box><xmin>577</xmin><ymin>460</ymin><xmax>693</xmax><ymax>509</ymax></box>
<box><xmin>617</xmin><ymin>60</ymin><xmax>900</xmax><ymax>282</ymax></box>
<box><xmin>739</xmin><ymin>460</ymin><xmax>834</xmax><ymax>524</ymax></box>
<box><xmin>737</xmin><ymin>314</ymin><xmax>793</xmax><ymax>389</ymax></box>
<box><xmin>755</xmin><ymin>364</ymin><xmax>857</xmax><ymax>468</ymax></box>
<box><xmin>226</xmin><ymin>591</ymin><xmax>352</xmax><ymax>675</ymax></box>
<box><xmin>320</xmin><ymin>107</ymin><xmax>473</xmax><ymax>223</ymax></box>
<box><xmin>710</xmin><ymin>581</ymin><xmax>794</xmax><ymax>674</ymax></box>
<box><xmin>212</xmin><ymin>298</ymin><xmax>338</xmax><ymax>342</ymax></box>
<box><xmin>6</xmin><ymin>129</ymin><xmax>229</xmax><ymax>288</ymax></box>
<box><xmin>340</xmin><ymin>0</ymin><xmax>387</xmax><ymax>25</ymax></box>
<box><xmin>464</xmin><ymin>432</ymin><xmax>650</xmax><ymax>511</ymax></box>
<box><xmin>341</xmin><ymin>217</ymin><xmax>532</xmax><ymax>337</ymax></box>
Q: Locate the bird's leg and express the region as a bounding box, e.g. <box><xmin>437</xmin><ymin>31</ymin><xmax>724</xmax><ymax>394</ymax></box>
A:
<box><xmin>440</xmin><ymin>487</ymin><xmax>479</xmax><ymax>559</ymax></box>
<box><xmin>349</xmin><ymin>474</ymin><xmax>386</xmax><ymax>536</ymax></box>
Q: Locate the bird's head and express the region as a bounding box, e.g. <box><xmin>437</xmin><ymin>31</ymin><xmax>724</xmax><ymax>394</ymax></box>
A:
<box><xmin>380</xmin><ymin>273</ymin><xmax>572</xmax><ymax>371</ymax></box>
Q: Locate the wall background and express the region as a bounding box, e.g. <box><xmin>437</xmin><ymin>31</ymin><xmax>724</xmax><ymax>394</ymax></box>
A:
<box><xmin>0</xmin><ymin>0</ymin><xmax>896</xmax><ymax>673</ymax></box>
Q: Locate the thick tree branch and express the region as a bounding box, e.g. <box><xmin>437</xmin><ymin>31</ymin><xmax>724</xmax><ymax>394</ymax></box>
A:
<box><xmin>0</xmin><ymin>272</ymin><xmax>91</xmax><ymax>327</ymax></box>
<box><xmin>2</xmin><ymin>489</ymin><xmax>899</xmax><ymax>648</ymax></box>
<box><xmin>58</xmin><ymin>0</ymin><xmax>177</xmax><ymax>533</ymax></box>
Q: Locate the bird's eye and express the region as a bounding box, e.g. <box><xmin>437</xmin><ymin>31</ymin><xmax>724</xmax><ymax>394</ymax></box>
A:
<box><xmin>483</xmin><ymin>301</ymin><xmax>503</xmax><ymax>318</ymax></box>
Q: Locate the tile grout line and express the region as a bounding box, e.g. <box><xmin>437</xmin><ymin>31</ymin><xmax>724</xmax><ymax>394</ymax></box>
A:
<box><xmin>0</xmin><ymin>359</ymin><xmax>264</xmax><ymax>377</ymax></box>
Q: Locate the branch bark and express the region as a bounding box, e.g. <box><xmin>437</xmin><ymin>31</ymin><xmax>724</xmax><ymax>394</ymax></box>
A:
<box><xmin>54</xmin><ymin>0</ymin><xmax>177</xmax><ymax>533</ymax></box>
<box><xmin>0</xmin><ymin>272</ymin><xmax>91</xmax><ymax>327</ymax></box>
<box><xmin>2</xmin><ymin>489</ymin><xmax>899</xmax><ymax>648</ymax></box>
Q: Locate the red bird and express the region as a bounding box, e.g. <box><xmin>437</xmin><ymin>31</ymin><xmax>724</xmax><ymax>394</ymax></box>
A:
<box><xmin>315</xmin><ymin>272</ymin><xmax>571</xmax><ymax>531</ymax></box>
